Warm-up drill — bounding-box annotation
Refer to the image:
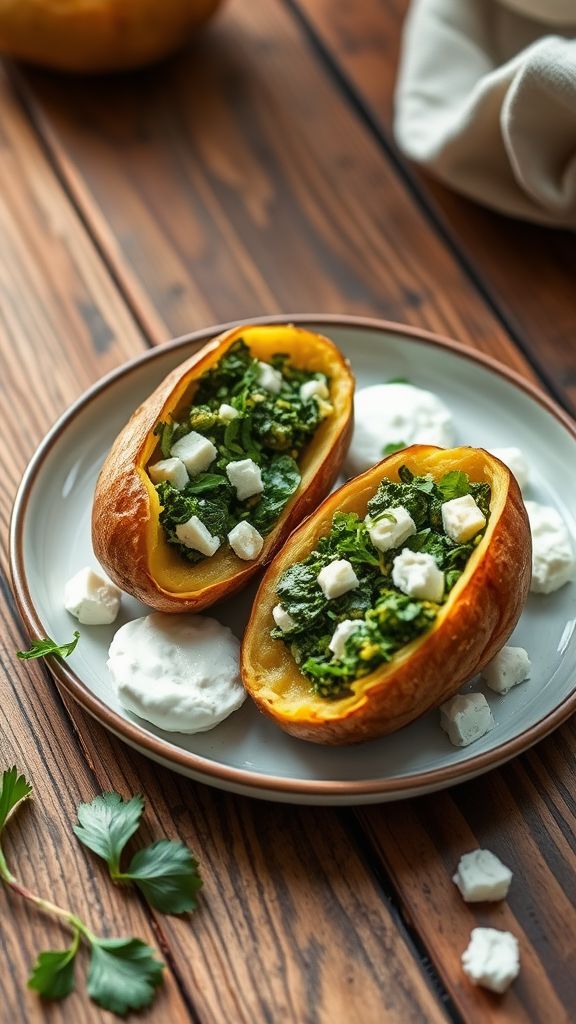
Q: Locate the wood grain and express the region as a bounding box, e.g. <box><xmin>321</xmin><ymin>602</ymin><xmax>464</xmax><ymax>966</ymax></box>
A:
<box><xmin>62</xmin><ymin>694</ymin><xmax>450</xmax><ymax>1024</ymax></box>
<box><xmin>293</xmin><ymin>0</ymin><xmax>576</xmax><ymax>412</ymax></box>
<box><xmin>0</xmin><ymin>45</ymin><xmax>448</xmax><ymax>1024</ymax></box>
<box><xmin>12</xmin><ymin>0</ymin><xmax>539</xmax><ymax>386</ymax></box>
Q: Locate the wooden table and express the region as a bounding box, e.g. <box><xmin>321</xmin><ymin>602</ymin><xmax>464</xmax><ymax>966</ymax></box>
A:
<box><xmin>1</xmin><ymin>2</ymin><xmax>575</xmax><ymax>1021</ymax></box>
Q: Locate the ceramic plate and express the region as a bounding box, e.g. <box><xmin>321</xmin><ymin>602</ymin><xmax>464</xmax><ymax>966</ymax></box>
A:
<box><xmin>10</xmin><ymin>316</ymin><xmax>576</xmax><ymax>805</ymax></box>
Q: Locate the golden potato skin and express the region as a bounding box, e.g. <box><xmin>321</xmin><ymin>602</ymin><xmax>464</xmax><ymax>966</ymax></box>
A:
<box><xmin>0</xmin><ymin>0</ymin><xmax>222</xmax><ymax>72</ymax></box>
<box><xmin>241</xmin><ymin>446</ymin><xmax>531</xmax><ymax>745</ymax></box>
<box><xmin>92</xmin><ymin>324</ymin><xmax>354</xmax><ymax>613</ymax></box>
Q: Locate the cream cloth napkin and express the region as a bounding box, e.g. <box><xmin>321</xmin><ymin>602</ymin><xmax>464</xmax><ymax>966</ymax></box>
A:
<box><xmin>394</xmin><ymin>0</ymin><xmax>576</xmax><ymax>226</ymax></box>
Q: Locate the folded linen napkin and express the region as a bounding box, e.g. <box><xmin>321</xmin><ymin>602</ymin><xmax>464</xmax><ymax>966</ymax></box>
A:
<box><xmin>394</xmin><ymin>0</ymin><xmax>576</xmax><ymax>226</ymax></box>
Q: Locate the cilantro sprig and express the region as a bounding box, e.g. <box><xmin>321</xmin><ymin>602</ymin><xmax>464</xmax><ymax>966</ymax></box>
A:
<box><xmin>74</xmin><ymin>793</ymin><xmax>202</xmax><ymax>914</ymax></box>
<box><xmin>0</xmin><ymin>768</ymin><xmax>202</xmax><ymax>1015</ymax></box>
<box><xmin>16</xmin><ymin>632</ymin><xmax>80</xmax><ymax>660</ymax></box>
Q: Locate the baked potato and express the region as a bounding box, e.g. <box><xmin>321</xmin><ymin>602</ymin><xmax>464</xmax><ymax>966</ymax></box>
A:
<box><xmin>92</xmin><ymin>324</ymin><xmax>354</xmax><ymax>612</ymax></box>
<box><xmin>0</xmin><ymin>0</ymin><xmax>222</xmax><ymax>73</ymax></box>
<box><xmin>241</xmin><ymin>446</ymin><xmax>531</xmax><ymax>744</ymax></box>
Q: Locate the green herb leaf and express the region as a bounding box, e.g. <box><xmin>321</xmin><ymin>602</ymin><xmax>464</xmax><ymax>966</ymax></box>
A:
<box><xmin>153</xmin><ymin>421</ymin><xmax>175</xmax><ymax>459</ymax></box>
<box><xmin>384</xmin><ymin>377</ymin><xmax>411</xmax><ymax>385</ymax></box>
<box><xmin>252</xmin><ymin>455</ymin><xmax>301</xmax><ymax>534</ymax></box>
<box><xmin>0</xmin><ymin>766</ymin><xmax>32</xmax><ymax>833</ymax></box>
<box><xmin>87</xmin><ymin>938</ymin><xmax>164</xmax><ymax>1016</ymax></box>
<box><xmin>16</xmin><ymin>632</ymin><xmax>80</xmax><ymax>661</ymax></box>
<box><xmin>28</xmin><ymin>943</ymin><xmax>78</xmax><ymax>1001</ymax></box>
<box><xmin>437</xmin><ymin>471</ymin><xmax>470</xmax><ymax>502</ymax></box>
<box><xmin>382</xmin><ymin>441</ymin><xmax>406</xmax><ymax>456</ymax></box>
<box><xmin>122</xmin><ymin>840</ymin><xmax>203</xmax><ymax>914</ymax></box>
<box><xmin>73</xmin><ymin>793</ymin><xmax>144</xmax><ymax>876</ymax></box>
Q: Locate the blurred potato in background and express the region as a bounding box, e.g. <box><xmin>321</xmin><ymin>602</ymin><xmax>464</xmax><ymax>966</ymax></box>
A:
<box><xmin>0</xmin><ymin>0</ymin><xmax>223</xmax><ymax>72</ymax></box>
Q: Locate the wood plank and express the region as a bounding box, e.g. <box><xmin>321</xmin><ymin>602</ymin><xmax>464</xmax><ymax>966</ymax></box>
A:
<box><xmin>0</xmin><ymin>65</ymin><xmax>192</xmax><ymax>1023</ymax></box>
<box><xmin>63</xmin><ymin>693</ymin><xmax>450</xmax><ymax>1024</ymax></box>
<box><xmin>293</xmin><ymin>0</ymin><xmax>576</xmax><ymax>412</ymax></box>
<box><xmin>357</xmin><ymin>728</ymin><xmax>576</xmax><ymax>1022</ymax></box>
<box><xmin>0</xmin><ymin>57</ymin><xmax>447</xmax><ymax>1024</ymax></box>
<box><xmin>12</xmin><ymin>0</ymin><xmax>539</xmax><ymax>384</ymax></box>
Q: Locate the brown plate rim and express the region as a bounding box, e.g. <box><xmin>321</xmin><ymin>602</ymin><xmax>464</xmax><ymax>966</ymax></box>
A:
<box><xmin>9</xmin><ymin>313</ymin><xmax>576</xmax><ymax>799</ymax></box>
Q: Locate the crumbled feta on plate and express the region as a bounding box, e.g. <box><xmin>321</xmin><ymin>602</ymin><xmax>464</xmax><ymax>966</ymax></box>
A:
<box><xmin>439</xmin><ymin>693</ymin><xmax>495</xmax><ymax>746</ymax></box>
<box><xmin>64</xmin><ymin>567</ymin><xmax>121</xmax><ymax>625</ymax></box>
<box><xmin>482</xmin><ymin>646</ymin><xmax>531</xmax><ymax>694</ymax></box>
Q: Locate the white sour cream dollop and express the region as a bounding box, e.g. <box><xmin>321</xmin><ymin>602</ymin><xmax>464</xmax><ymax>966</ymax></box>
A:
<box><xmin>345</xmin><ymin>383</ymin><xmax>455</xmax><ymax>477</ymax></box>
<box><xmin>108</xmin><ymin>613</ymin><xmax>245</xmax><ymax>733</ymax></box>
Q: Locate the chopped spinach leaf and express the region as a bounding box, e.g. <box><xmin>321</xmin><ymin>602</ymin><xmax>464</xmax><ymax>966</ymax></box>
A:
<box><xmin>273</xmin><ymin>465</ymin><xmax>491</xmax><ymax>696</ymax></box>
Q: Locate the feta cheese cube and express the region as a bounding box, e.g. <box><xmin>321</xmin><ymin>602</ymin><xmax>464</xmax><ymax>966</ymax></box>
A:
<box><xmin>175</xmin><ymin>516</ymin><xmax>220</xmax><ymax>557</ymax></box>
<box><xmin>227</xmin><ymin>521</ymin><xmax>264</xmax><ymax>561</ymax></box>
<box><xmin>272</xmin><ymin>605</ymin><xmax>296</xmax><ymax>632</ymax></box>
<box><xmin>64</xmin><ymin>567</ymin><xmax>121</xmax><ymax>625</ymax></box>
<box><xmin>525</xmin><ymin>500</ymin><xmax>576</xmax><ymax>594</ymax></box>
<box><xmin>440</xmin><ymin>693</ymin><xmax>495</xmax><ymax>747</ymax></box>
<box><xmin>317</xmin><ymin>560</ymin><xmax>359</xmax><ymax>600</ymax></box>
<box><xmin>171</xmin><ymin>431</ymin><xmax>217</xmax><ymax>476</ymax></box>
<box><xmin>300</xmin><ymin>377</ymin><xmax>329</xmax><ymax>402</ymax></box>
<box><xmin>441</xmin><ymin>494</ymin><xmax>486</xmax><ymax>543</ymax></box>
<box><xmin>256</xmin><ymin>361</ymin><xmax>283</xmax><ymax>394</ymax></box>
<box><xmin>226</xmin><ymin>458</ymin><xmax>264</xmax><ymax>501</ymax></box>
<box><xmin>462</xmin><ymin>928</ymin><xmax>520</xmax><ymax>994</ymax></box>
<box><xmin>329</xmin><ymin>619</ymin><xmax>362</xmax><ymax>659</ymax></box>
<box><xmin>148</xmin><ymin>457</ymin><xmax>188</xmax><ymax>491</ymax></box>
<box><xmin>366</xmin><ymin>504</ymin><xmax>416</xmax><ymax>552</ymax></box>
<box><xmin>392</xmin><ymin>549</ymin><xmax>444</xmax><ymax>602</ymax></box>
<box><xmin>453</xmin><ymin>849</ymin><xmax>513</xmax><ymax>902</ymax></box>
<box><xmin>219</xmin><ymin>403</ymin><xmax>239</xmax><ymax>423</ymax></box>
<box><xmin>489</xmin><ymin>447</ymin><xmax>529</xmax><ymax>490</ymax></box>
<box><xmin>482</xmin><ymin>646</ymin><xmax>531</xmax><ymax>694</ymax></box>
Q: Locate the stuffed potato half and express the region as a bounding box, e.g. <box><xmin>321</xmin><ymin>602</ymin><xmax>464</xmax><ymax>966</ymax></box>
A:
<box><xmin>241</xmin><ymin>446</ymin><xmax>531</xmax><ymax>745</ymax></box>
<box><xmin>92</xmin><ymin>324</ymin><xmax>354</xmax><ymax>612</ymax></box>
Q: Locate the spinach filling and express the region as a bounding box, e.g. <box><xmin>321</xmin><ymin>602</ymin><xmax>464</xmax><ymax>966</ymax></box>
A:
<box><xmin>151</xmin><ymin>340</ymin><xmax>331</xmax><ymax>562</ymax></box>
<box><xmin>272</xmin><ymin>466</ymin><xmax>491</xmax><ymax>698</ymax></box>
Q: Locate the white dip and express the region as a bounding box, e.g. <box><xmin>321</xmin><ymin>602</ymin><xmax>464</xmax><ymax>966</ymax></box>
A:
<box><xmin>108</xmin><ymin>613</ymin><xmax>245</xmax><ymax>733</ymax></box>
<box><xmin>345</xmin><ymin>383</ymin><xmax>455</xmax><ymax>477</ymax></box>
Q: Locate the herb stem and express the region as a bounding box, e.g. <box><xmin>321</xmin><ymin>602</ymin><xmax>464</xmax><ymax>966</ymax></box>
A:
<box><xmin>0</xmin><ymin>842</ymin><xmax>95</xmax><ymax>943</ymax></box>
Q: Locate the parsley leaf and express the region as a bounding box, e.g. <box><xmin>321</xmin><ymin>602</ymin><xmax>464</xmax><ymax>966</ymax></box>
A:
<box><xmin>382</xmin><ymin>441</ymin><xmax>406</xmax><ymax>456</ymax></box>
<box><xmin>0</xmin><ymin>767</ymin><xmax>32</xmax><ymax>832</ymax></box>
<box><xmin>16</xmin><ymin>632</ymin><xmax>80</xmax><ymax>661</ymax></box>
<box><xmin>74</xmin><ymin>792</ymin><xmax>202</xmax><ymax>915</ymax></box>
<box><xmin>436</xmin><ymin>471</ymin><xmax>469</xmax><ymax>501</ymax></box>
<box><xmin>28</xmin><ymin>942</ymin><xmax>78</xmax><ymax>1001</ymax></box>
<box><xmin>87</xmin><ymin>938</ymin><xmax>164</xmax><ymax>1016</ymax></box>
<box><xmin>121</xmin><ymin>839</ymin><xmax>203</xmax><ymax>914</ymax></box>
<box><xmin>73</xmin><ymin>793</ymin><xmax>144</xmax><ymax>876</ymax></box>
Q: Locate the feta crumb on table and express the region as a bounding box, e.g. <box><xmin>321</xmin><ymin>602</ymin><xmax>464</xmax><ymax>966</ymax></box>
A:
<box><xmin>226</xmin><ymin>458</ymin><xmax>264</xmax><ymax>501</ymax></box>
<box><xmin>175</xmin><ymin>515</ymin><xmax>220</xmax><ymax>557</ymax></box>
<box><xmin>329</xmin><ymin>619</ymin><xmax>361</xmax><ymax>659</ymax></box>
<box><xmin>366</xmin><ymin>504</ymin><xmax>416</xmax><ymax>552</ymax></box>
<box><xmin>453</xmin><ymin>849</ymin><xmax>513</xmax><ymax>902</ymax></box>
<box><xmin>482</xmin><ymin>646</ymin><xmax>531</xmax><ymax>694</ymax></box>
<box><xmin>317</xmin><ymin>559</ymin><xmax>359</xmax><ymax>599</ymax></box>
<box><xmin>488</xmin><ymin>447</ymin><xmax>530</xmax><ymax>490</ymax></box>
<box><xmin>272</xmin><ymin>605</ymin><xmax>296</xmax><ymax>632</ymax></box>
<box><xmin>439</xmin><ymin>693</ymin><xmax>495</xmax><ymax>746</ymax></box>
<box><xmin>441</xmin><ymin>494</ymin><xmax>486</xmax><ymax>543</ymax></box>
<box><xmin>392</xmin><ymin>549</ymin><xmax>444</xmax><ymax>602</ymax></box>
<box><xmin>64</xmin><ymin>567</ymin><xmax>121</xmax><ymax>625</ymax></box>
<box><xmin>462</xmin><ymin>927</ymin><xmax>520</xmax><ymax>994</ymax></box>
<box><xmin>171</xmin><ymin>430</ymin><xmax>217</xmax><ymax>476</ymax></box>
<box><xmin>256</xmin><ymin>360</ymin><xmax>283</xmax><ymax>394</ymax></box>
<box><xmin>227</xmin><ymin>521</ymin><xmax>264</xmax><ymax>560</ymax></box>
<box><xmin>148</xmin><ymin>456</ymin><xmax>188</xmax><ymax>490</ymax></box>
<box><xmin>525</xmin><ymin>500</ymin><xmax>576</xmax><ymax>594</ymax></box>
